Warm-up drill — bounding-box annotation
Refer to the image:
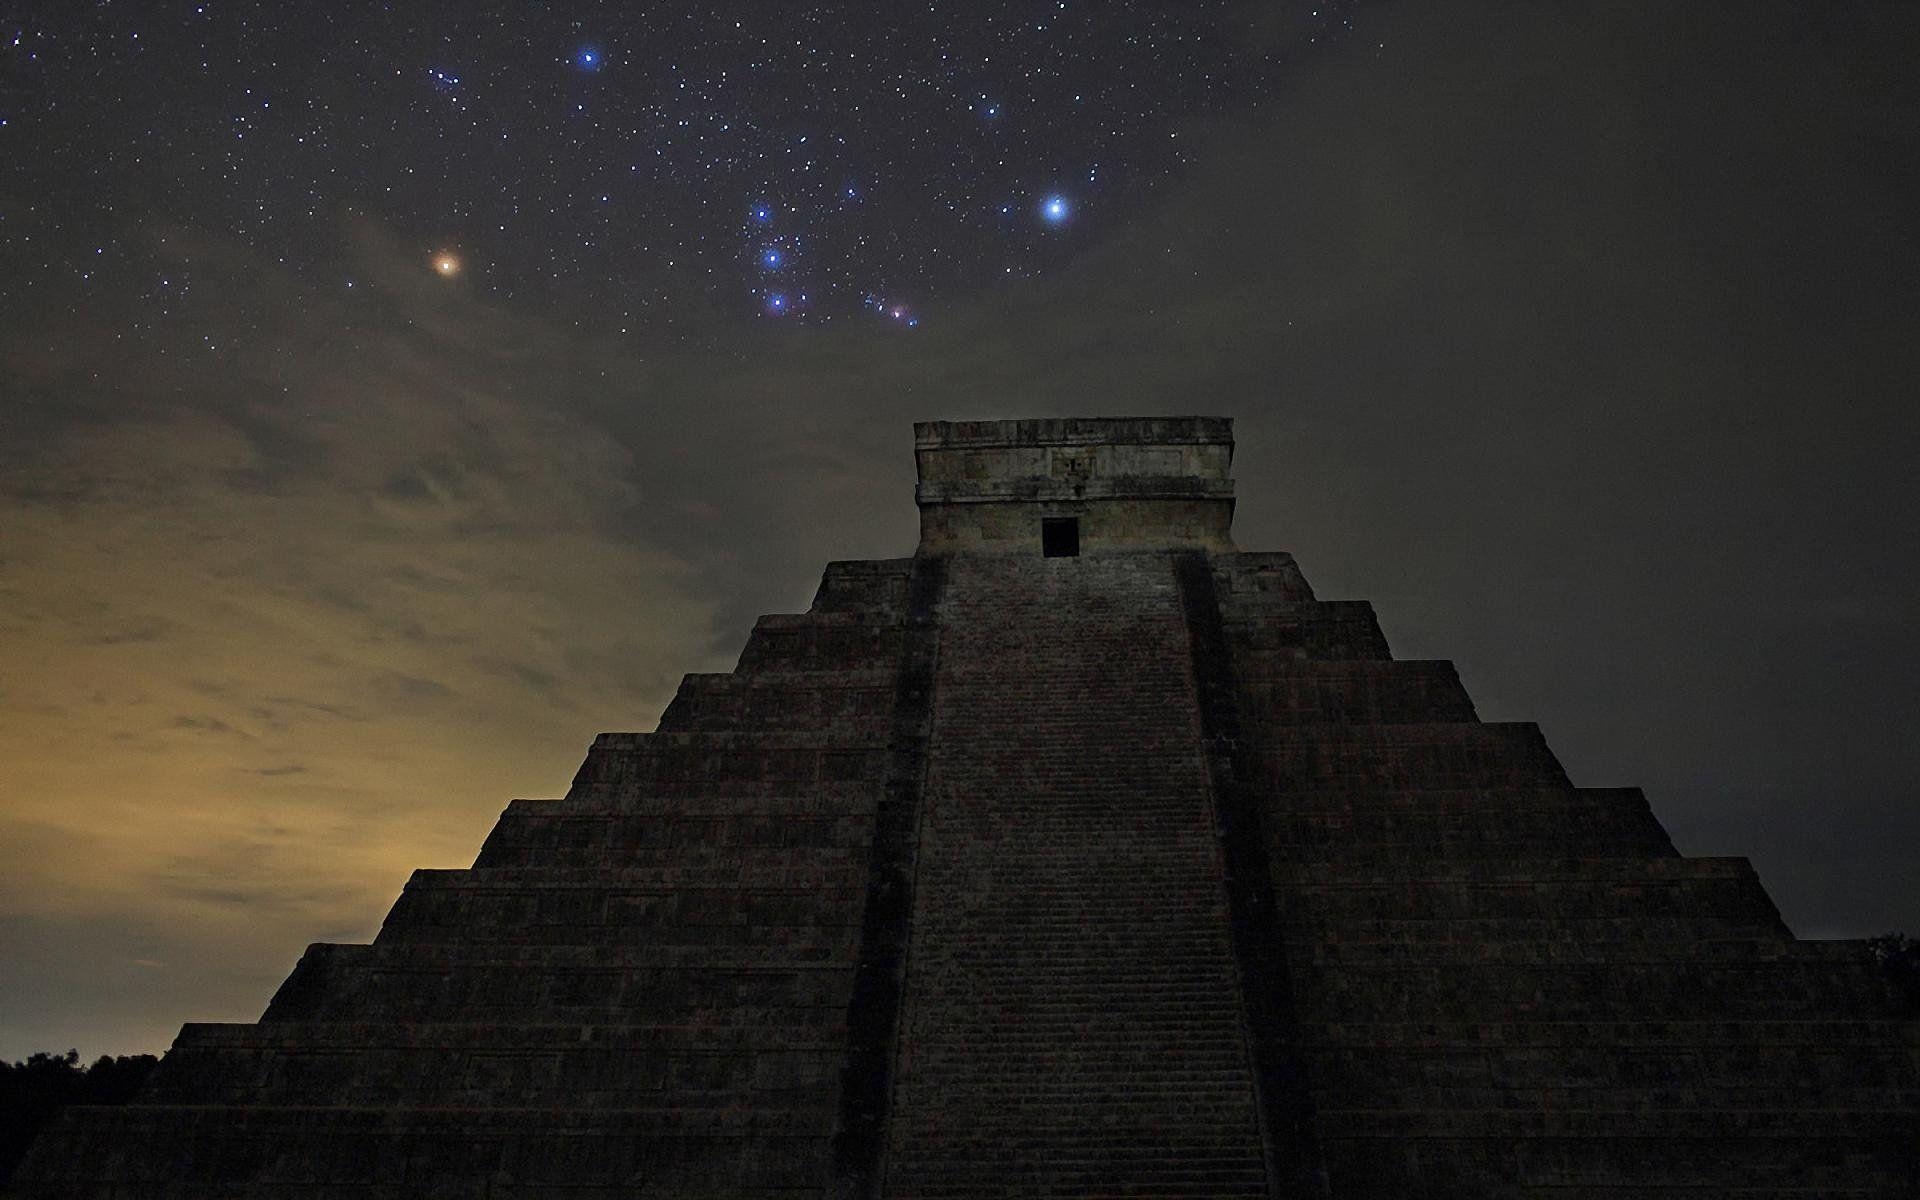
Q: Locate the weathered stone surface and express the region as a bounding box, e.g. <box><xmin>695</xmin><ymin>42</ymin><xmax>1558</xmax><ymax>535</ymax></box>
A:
<box><xmin>914</xmin><ymin>417</ymin><xmax>1236</xmax><ymax>553</ymax></box>
<box><xmin>881</xmin><ymin>552</ymin><xmax>1268</xmax><ymax>1198</ymax></box>
<box><xmin>15</xmin><ymin>417</ymin><xmax>1918</xmax><ymax>1198</ymax></box>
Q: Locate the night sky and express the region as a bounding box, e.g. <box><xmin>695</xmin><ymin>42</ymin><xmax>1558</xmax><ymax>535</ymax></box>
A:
<box><xmin>2</xmin><ymin>1</ymin><xmax>1916</xmax><ymax>1060</ymax></box>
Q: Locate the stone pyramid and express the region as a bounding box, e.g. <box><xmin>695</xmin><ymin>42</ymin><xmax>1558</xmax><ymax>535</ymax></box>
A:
<box><xmin>16</xmin><ymin>417</ymin><xmax>1917</xmax><ymax>1198</ymax></box>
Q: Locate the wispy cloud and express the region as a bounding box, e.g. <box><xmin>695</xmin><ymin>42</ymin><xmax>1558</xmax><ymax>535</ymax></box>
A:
<box><xmin>0</xmin><ymin>215</ymin><xmax>730</xmax><ymax>1055</ymax></box>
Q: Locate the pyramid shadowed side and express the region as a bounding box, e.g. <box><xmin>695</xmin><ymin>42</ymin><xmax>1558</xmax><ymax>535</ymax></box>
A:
<box><xmin>13</xmin><ymin>557</ymin><xmax>930</xmax><ymax>1197</ymax></box>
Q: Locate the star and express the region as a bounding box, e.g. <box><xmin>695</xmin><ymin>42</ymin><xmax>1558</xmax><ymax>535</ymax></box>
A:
<box><xmin>433</xmin><ymin>253</ymin><xmax>462</xmax><ymax>277</ymax></box>
<box><xmin>9</xmin><ymin>0</ymin><xmax>1370</xmax><ymax>332</ymax></box>
<box><xmin>760</xmin><ymin>248</ymin><xmax>784</xmax><ymax>270</ymax></box>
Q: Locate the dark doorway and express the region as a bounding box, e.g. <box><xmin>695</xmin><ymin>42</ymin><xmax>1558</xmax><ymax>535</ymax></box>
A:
<box><xmin>1041</xmin><ymin>517</ymin><xmax>1080</xmax><ymax>558</ymax></box>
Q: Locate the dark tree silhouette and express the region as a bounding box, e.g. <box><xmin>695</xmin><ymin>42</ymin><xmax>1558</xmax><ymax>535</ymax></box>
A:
<box><xmin>1</xmin><ymin>1050</ymin><xmax>159</xmax><ymax>1182</ymax></box>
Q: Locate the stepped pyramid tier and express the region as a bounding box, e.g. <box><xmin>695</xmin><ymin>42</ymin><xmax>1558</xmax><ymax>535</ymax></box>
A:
<box><xmin>16</xmin><ymin>416</ymin><xmax>1918</xmax><ymax>1198</ymax></box>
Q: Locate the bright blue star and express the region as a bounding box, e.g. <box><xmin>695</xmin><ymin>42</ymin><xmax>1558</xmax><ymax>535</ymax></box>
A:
<box><xmin>749</xmin><ymin>203</ymin><xmax>774</xmax><ymax>224</ymax></box>
<box><xmin>764</xmin><ymin>292</ymin><xmax>789</xmax><ymax>315</ymax></box>
<box><xmin>1041</xmin><ymin>194</ymin><xmax>1071</xmax><ymax>224</ymax></box>
<box><xmin>573</xmin><ymin>46</ymin><xmax>605</xmax><ymax>72</ymax></box>
<box><xmin>760</xmin><ymin>248</ymin><xmax>784</xmax><ymax>270</ymax></box>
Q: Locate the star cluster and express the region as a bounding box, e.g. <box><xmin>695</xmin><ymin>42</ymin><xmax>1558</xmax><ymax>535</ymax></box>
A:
<box><xmin>2</xmin><ymin>2</ymin><xmax>1362</xmax><ymax>339</ymax></box>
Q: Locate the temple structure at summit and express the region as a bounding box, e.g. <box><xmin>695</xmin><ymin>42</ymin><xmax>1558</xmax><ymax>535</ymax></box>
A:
<box><xmin>17</xmin><ymin>417</ymin><xmax>1918</xmax><ymax>1197</ymax></box>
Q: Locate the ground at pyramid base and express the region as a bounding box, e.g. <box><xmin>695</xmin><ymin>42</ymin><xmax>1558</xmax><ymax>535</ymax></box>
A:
<box><xmin>14</xmin><ymin>416</ymin><xmax>1918</xmax><ymax>1199</ymax></box>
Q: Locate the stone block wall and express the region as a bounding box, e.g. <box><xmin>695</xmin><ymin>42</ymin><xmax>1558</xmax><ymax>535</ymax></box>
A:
<box><xmin>913</xmin><ymin>418</ymin><xmax>1236</xmax><ymax>553</ymax></box>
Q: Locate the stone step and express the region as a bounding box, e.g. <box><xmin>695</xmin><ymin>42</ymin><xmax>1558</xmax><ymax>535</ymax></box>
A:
<box><xmin>806</xmin><ymin>557</ymin><xmax>914</xmax><ymax>617</ymax></box>
<box><xmin>1413</xmin><ymin>1191</ymin><xmax>1897</xmax><ymax>1199</ymax></box>
<box><xmin>895</xmin><ymin>977</ymin><xmax>1250</xmax><ymax>1002</ymax></box>
<box><xmin>17</xmin><ymin>1105</ymin><xmax>834</xmax><ymax>1197</ymax></box>
<box><xmin>1274</xmin><ymin>855</ymin><xmax>1789</xmax><ymax>930</ymax></box>
<box><xmin>1209</xmin><ymin>550</ymin><xmax>1317</xmax><ymax>603</ymax></box>
<box><xmin>1282</xmin><ymin>915</ymin><xmax>1796</xmax><ymax>944</ymax></box>
<box><xmin>1316</xmin><ymin>1126</ymin><xmax>1916</xmax><ymax>1193</ymax></box>
<box><xmin>373</xmin><ymin>878</ymin><xmax>866</xmax><ymax>947</ymax></box>
<box><xmin>1294</xmin><ymin>937</ymin><xmax>1875</xmax><ymax>966</ymax></box>
<box><xmin>1306</xmin><ymin>1047</ymin><xmax>1920</xmax><ymax>1117</ymax></box>
<box><xmin>260</xmin><ymin>940</ymin><xmax>855</xmax><ymax>1024</ymax></box>
<box><xmin>905</xmin><ymin>1023</ymin><xmax>1256</xmax><ymax>1045</ymax></box>
<box><xmin>276</xmin><ymin>939</ymin><xmax>863</xmax><ymax>976</ymax></box>
<box><xmin>1291</xmin><ymin>956</ymin><xmax>1906</xmax><ymax>1022</ymax></box>
<box><xmin>895</xmin><ymin>1150</ymin><xmax>1270</xmax><ymax>1168</ymax></box>
<box><xmin>892</xmin><ymin>1094</ymin><xmax>1266</xmax><ymax>1122</ymax></box>
<box><xmin>398</xmin><ymin>862</ymin><xmax>872</xmax><ymax>897</ymax></box>
<box><xmin>892</xmin><ymin>1171</ymin><xmax>1270</xmax><ymax>1197</ymax></box>
<box><xmin>1223</xmin><ymin>598</ymin><xmax>1395</xmax><ymax>660</ymax></box>
<box><xmin>655</xmin><ymin>668</ymin><xmax>896</xmax><ymax>735</ymax></box>
<box><xmin>890</xmin><ymin>1158</ymin><xmax>1271</xmax><ymax>1196</ymax></box>
<box><xmin>900</xmin><ymin>1049</ymin><xmax>1254</xmax><ymax>1075</ymax></box>
<box><xmin>1235</xmin><ymin>658</ymin><xmax>1480</xmax><ymax>724</ymax></box>
<box><xmin>1306</xmin><ymin>1042</ymin><xmax>1917</xmax><ymax>1094</ymax></box>
<box><xmin>893</xmin><ymin>1179</ymin><xmax>1270</xmax><ymax>1199</ymax></box>
<box><xmin>735</xmin><ymin>610</ymin><xmax>908</xmax><ymax>674</ymax></box>
<box><xmin>1253</xmin><ymin>720</ymin><xmax>1572</xmax><ymax>790</ymax></box>
<box><xmin>1263</xmin><ymin>785</ymin><xmax>1678</xmax><ymax>861</ymax></box>
<box><xmin>1312</xmin><ymin>1083</ymin><xmax>1920</xmax><ymax>1115</ymax></box>
<box><xmin>474</xmin><ymin>819</ymin><xmax>875</xmax><ymax>868</ymax></box>
<box><xmin>1297</xmin><ymin>1017</ymin><xmax>1920</xmax><ymax>1048</ymax></box>
<box><xmin>369</xmin><ymin>922</ymin><xmax>861</xmax><ymax>953</ymax></box>
<box><xmin>567</xmin><ymin>729</ymin><xmax>888</xmax><ymax>799</ymax></box>
<box><xmin>175</xmin><ymin>1019</ymin><xmax>847</xmax><ymax>1052</ymax></box>
<box><xmin>905</xmin><ymin>1028</ymin><xmax>1254</xmax><ymax>1053</ymax></box>
<box><xmin>148</xmin><ymin>1021</ymin><xmax>847</xmax><ymax>1109</ymax></box>
<box><xmin>495</xmin><ymin>785</ymin><xmax>882</xmax><ymax>820</ymax></box>
<box><xmin>1314</xmin><ymin>1104</ymin><xmax>1917</xmax><ymax>1139</ymax></box>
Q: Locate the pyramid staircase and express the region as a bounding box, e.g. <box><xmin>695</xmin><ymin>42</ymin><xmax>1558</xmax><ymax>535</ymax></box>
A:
<box><xmin>15</xmin><ymin>417</ymin><xmax>1916</xmax><ymax>1198</ymax></box>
